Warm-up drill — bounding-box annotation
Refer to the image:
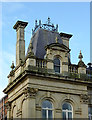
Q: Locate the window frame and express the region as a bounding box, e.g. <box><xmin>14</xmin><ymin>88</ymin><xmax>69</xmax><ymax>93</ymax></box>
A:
<box><xmin>53</xmin><ymin>57</ymin><xmax>61</xmax><ymax>73</ymax></box>
<box><xmin>42</xmin><ymin>100</ymin><xmax>54</xmax><ymax>119</ymax></box>
<box><xmin>62</xmin><ymin>102</ymin><xmax>73</xmax><ymax>120</ymax></box>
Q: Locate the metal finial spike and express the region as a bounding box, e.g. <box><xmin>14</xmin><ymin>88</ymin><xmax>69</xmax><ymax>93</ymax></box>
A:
<box><xmin>35</xmin><ymin>20</ymin><xmax>37</xmax><ymax>27</ymax></box>
<box><xmin>39</xmin><ymin>20</ymin><xmax>41</xmax><ymax>25</ymax></box>
<box><xmin>56</xmin><ymin>24</ymin><xmax>58</xmax><ymax>32</ymax></box>
<box><xmin>48</xmin><ymin>17</ymin><xmax>50</xmax><ymax>25</ymax></box>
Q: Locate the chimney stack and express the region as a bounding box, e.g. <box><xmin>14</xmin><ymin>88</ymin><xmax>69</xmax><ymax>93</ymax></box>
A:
<box><xmin>13</xmin><ymin>20</ymin><xmax>28</xmax><ymax>66</ymax></box>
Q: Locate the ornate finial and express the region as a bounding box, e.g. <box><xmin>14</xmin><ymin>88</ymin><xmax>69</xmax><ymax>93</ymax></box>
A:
<box><xmin>56</xmin><ymin>24</ymin><xmax>58</xmax><ymax>32</ymax></box>
<box><xmin>11</xmin><ymin>61</ymin><xmax>15</xmax><ymax>70</ymax></box>
<box><xmin>48</xmin><ymin>17</ymin><xmax>50</xmax><ymax>25</ymax></box>
<box><xmin>39</xmin><ymin>20</ymin><xmax>41</xmax><ymax>26</ymax></box>
<box><xmin>78</xmin><ymin>51</ymin><xmax>86</xmax><ymax>68</ymax></box>
<box><xmin>78</xmin><ymin>50</ymin><xmax>83</xmax><ymax>61</ymax></box>
<box><xmin>52</xmin><ymin>24</ymin><xmax>55</xmax><ymax>31</ymax></box>
<box><xmin>55</xmin><ymin>37</ymin><xmax>58</xmax><ymax>43</ymax></box>
<box><xmin>35</xmin><ymin>20</ymin><xmax>37</xmax><ymax>28</ymax></box>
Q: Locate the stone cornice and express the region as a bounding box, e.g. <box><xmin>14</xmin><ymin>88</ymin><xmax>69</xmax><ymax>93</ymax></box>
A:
<box><xmin>13</xmin><ymin>20</ymin><xmax>28</xmax><ymax>30</ymax></box>
<box><xmin>60</xmin><ymin>32</ymin><xmax>72</xmax><ymax>38</ymax></box>
<box><xmin>3</xmin><ymin>65</ymin><xmax>92</xmax><ymax>94</ymax></box>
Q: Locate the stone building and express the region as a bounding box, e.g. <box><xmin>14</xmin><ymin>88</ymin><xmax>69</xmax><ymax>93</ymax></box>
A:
<box><xmin>0</xmin><ymin>95</ymin><xmax>8</xmax><ymax>120</ymax></box>
<box><xmin>3</xmin><ymin>18</ymin><xmax>92</xmax><ymax>119</ymax></box>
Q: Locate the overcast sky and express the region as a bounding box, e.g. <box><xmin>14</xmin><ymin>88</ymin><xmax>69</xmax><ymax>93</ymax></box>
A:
<box><xmin>0</xmin><ymin>1</ymin><xmax>90</xmax><ymax>99</ymax></box>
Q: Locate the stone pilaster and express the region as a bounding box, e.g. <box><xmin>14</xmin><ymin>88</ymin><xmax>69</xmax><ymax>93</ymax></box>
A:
<box><xmin>80</xmin><ymin>94</ymin><xmax>89</xmax><ymax>118</ymax></box>
<box><xmin>23</xmin><ymin>87</ymin><xmax>38</xmax><ymax>118</ymax></box>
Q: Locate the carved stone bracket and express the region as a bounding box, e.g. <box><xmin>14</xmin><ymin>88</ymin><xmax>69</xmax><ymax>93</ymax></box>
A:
<box><xmin>23</xmin><ymin>87</ymin><xmax>38</xmax><ymax>98</ymax></box>
<box><xmin>80</xmin><ymin>94</ymin><xmax>89</xmax><ymax>104</ymax></box>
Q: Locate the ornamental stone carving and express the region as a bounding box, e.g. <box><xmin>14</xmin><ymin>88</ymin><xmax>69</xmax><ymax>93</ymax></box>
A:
<box><xmin>80</xmin><ymin>94</ymin><xmax>89</xmax><ymax>104</ymax></box>
<box><xmin>5</xmin><ymin>101</ymin><xmax>11</xmax><ymax>111</ymax></box>
<box><xmin>23</xmin><ymin>87</ymin><xmax>38</xmax><ymax>98</ymax></box>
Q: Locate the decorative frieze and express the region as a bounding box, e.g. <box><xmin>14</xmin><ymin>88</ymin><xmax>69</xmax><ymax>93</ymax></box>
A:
<box><xmin>23</xmin><ymin>87</ymin><xmax>38</xmax><ymax>98</ymax></box>
<box><xmin>80</xmin><ymin>94</ymin><xmax>89</xmax><ymax>104</ymax></box>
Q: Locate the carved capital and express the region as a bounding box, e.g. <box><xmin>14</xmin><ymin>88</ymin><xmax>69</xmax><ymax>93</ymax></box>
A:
<box><xmin>80</xmin><ymin>94</ymin><xmax>89</xmax><ymax>104</ymax></box>
<box><xmin>23</xmin><ymin>87</ymin><xmax>38</xmax><ymax>98</ymax></box>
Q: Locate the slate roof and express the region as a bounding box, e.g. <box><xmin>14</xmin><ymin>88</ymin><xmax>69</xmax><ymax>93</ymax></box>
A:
<box><xmin>27</xmin><ymin>28</ymin><xmax>63</xmax><ymax>59</ymax></box>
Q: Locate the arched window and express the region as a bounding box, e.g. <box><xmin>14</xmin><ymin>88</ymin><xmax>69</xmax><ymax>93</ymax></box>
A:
<box><xmin>53</xmin><ymin>57</ymin><xmax>60</xmax><ymax>73</ymax></box>
<box><xmin>62</xmin><ymin>102</ymin><xmax>73</xmax><ymax>120</ymax></box>
<box><xmin>42</xmin><ymin>100</ymin><xmax>53</xmax><ymax>118</ymax></box>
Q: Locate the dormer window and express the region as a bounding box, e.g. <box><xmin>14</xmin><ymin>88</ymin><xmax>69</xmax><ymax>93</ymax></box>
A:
<box><xmin>53</xmin><ymin>57</ymin><xmax>60</xmax><ymax>73</ymax></box>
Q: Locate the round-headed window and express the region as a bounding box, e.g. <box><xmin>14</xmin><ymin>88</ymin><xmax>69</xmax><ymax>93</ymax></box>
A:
<box><xmin>62</xmin><ymin>102</ymin><xmax>73</xmax><ymax>120</ymax></box>
<box><xmin>42</xmin><ymin>100</ymin><xmax>53</xmax><ymax>118</ymax></box>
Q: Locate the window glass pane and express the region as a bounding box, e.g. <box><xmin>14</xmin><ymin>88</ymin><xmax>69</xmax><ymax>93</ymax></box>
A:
<box><xmin>42</xmin><ymin>100</ymin><xmax>52</xmax><ymax>108</ymax></box>
<box><xmin>54</xmin><ymin>66</ymin><xmax>60</xmax><ymax>73</ymax></box>
<box><xmin>68</xmin><ymin>112</ymin><xmax>72</xmax><ymax>119</ymax></box>
<box><xmin>62</xmin><ymin>111</ymin><xmax>66</xmax><ymax>120</ymax></box>
<box><xmin>88</xmin><ymin>107</ymin><xmax>92</xmax><ymax>120</ymax></box>
<box><xmin>62</xmin><ymin>103</ymin><xmax>72</xmax><ymax>110</ymax></box>
<box><xmin>88</xmin><ymin>107</ymin><xmax>92</xmax><ymax>114</ymax></box>
<box><xmin>48</xmin><ymin>110</ymin><xmax>52</xmax><ymax>118</ymax></box>
<box><xmin>54</xmin><ymin>58</ymin><xmax>60</xmax><ymax>65</ymax></box>
<box><xmin>42</xmin><ymin>109</ymin><xmax>46</xmax><ymax>118</ymax></box>
<box><xmin>54</xmin><ymin>57</ymin><xmax>60</xmax><ymax>73</ymax></box>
